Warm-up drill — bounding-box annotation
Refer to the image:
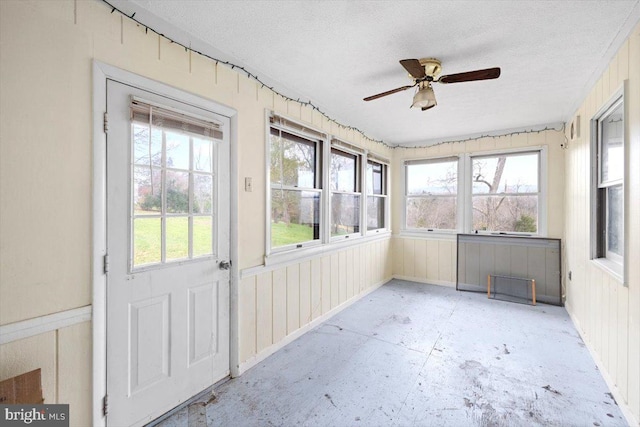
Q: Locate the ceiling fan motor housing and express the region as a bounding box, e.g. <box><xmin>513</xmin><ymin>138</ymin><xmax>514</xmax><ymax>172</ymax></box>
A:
<box><xmin>418</xmin><ymin>58</ymin><xmax>442</xmax><ymax>79</ymax></box>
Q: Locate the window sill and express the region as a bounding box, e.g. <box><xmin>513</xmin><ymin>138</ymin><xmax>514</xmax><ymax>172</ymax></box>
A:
<box><xmin>262</xmin><ymin>231</ymin><xmax>392</xmax><ymax>269</ymax></box>
<box><xmin>590</xmin><ymin>258</ymin><xmax>624</xmax><ymax>284</ymax></box>
<box><xmin>399</xmin><ymin>230</ymin><xmax>457</xmax><ymax>240</ymax></box>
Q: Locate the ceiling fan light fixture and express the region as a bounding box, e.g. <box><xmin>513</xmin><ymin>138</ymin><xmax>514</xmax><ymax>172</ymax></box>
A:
<box><xmin>411</xmin><ymin>82</ymin><xmax>437</xmax><ymax>110</ymax></box>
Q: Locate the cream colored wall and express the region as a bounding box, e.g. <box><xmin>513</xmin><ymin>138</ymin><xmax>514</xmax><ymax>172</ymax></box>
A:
<box><xmin>0</xmin><ymin>321</ymin><xmax>92</xmax><ymax>427</ymax></box>
<box><xmin>239</xmin><ymin>238</ymin><xmax>392</xmax><ymax>367</ymax></box>
<box><xmin>0</xmin><ymin>1</ymin><xmax>392</xmax><ymax>425</ymax></box>
<box><xmin>564</xmin><ymin>23</ymin><xmax>640</xmax><ymax>423</ymax></box>
<box><xmin>391</xmin><ymin>130</ymin><xmax>566</xmax><ymax>286</ymax></box>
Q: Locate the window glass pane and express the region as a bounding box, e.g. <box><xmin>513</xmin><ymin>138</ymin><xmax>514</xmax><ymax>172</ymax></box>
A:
<box><xmin>166</xmin><ymin>170</ymin><xmax>189</xmax><ymax>213</ymax></box>
<box><xmin>607</xmin><ymin>184</ymin><xmax>624</xmax><ymax>257</ymax></box>
<box><xmin>601</xmin><ymin>103</ymin><xmax>624</xmax><ymax>183</ymax></box>
<box><xmin>193</xmin><ymin>216</ymin><xmax>213</xmax><ymax>257</ymax></box>
<box><xmin>193</xmin><ymin>138</ymin><xmax>212</xmax><ymax>172</ymax></box>
<box><xmin>406</xmin><ymin>196</ymin><xmax>456</xmax><ymax>229</ymax></box>
<box><xmin>367</xmin><ymin>161</ymin><xmax>383</xmax><ymax>195</ymax></box>
<box><xmin>193</xmin><ymin>174</ymin><xmax>212</xmax><ymax>214</ymax></box>
<box><xmin>270</xmin><ymin>131</ymin><xmax>316</xmax><ymax>188</ymax></box>
<box><xmin>166</xmin><ymin>216</ymin><xmax>189</xmax><ymax>260</ymax></box>
<box><xmin>133</xmin><ymin>125</ymin><xmax>162</xmax><ymax>166</ymax></box>
<box><xmin>367</xmin><ymin>196</ymin><xmax>385</xmax><ymax>230</ymax></box>
<box><xmin>331</xmin><ymin>150</ymin><xmax>357</xmax><ymax>192</ymax></box>
<box><xmin>133</xmin><ymin>217</ymin><xmax>161</xmax><ymax>266</ymax></box>
<box><xmin>407</xmin><ymin>161</ymin><xmax>457</xmax><ymax>196</ymax></box>
<box><xmin>271</xmin><ymin>190</ymin><xmax>320</xmax><ymax>247</ymax></box>
<box><xmin>472</xmin><ymin>153</ymin><xmax>538</xmax><ymax>194</ymax></box>
<box><xmin>133</xmin><ymin>166</ymin><xmax>162</xmax><ymax>215</ymax></box>
<box><xmin>166</xmin><ymin>131</ymin><xmax>190</xmax><ymax>170</ymax></box>
<box><xmin>331</xmin><ymin>193</ymin><xmax>360</xmax><ymax>236</ymax></box>
<box><xmin>472</xmin><ymin>195</ymin><xmax>538</xmax><ymax>232</ymax></box>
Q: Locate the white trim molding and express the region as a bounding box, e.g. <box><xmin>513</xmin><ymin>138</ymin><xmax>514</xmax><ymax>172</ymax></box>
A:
<box><xmin>0</xmin><ymin>306</ymin><xmax>92</xmax><ymax>345</ymax></box>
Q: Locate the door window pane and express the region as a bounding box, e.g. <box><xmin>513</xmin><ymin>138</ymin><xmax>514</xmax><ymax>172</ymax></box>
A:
<box><xmin>166</xmin><ymin>171</ymin><xmax>190</xmax><ymax>213</ymax></box>
<box><xmin>193</xmin><ymin>216</ymin><xmax>213</xmax><ymax>257</ymax></box>
<box><xmin>166</xmin><ymin>132</ymin><xmax>190</xmax><ymax>170</ymax></box>
<box><xmin>193</xmin><ymin>138</ymin><xmax>212</xmax><ymax>172</ymax></box>
<box><xmin>165</xmin><ymin>216</ymin><xmax>189</xmax><ymax>260</ymax></box>
<box><xmin>193</xmin><ymin>174</ymin><xmax>213</xmax><ymax>214</ymax></box>
<box><xmin>133</xmin><ymin>218</ymin><xmax>162</xmax><ymax>265</ymax></box>
<box><xmin>134</xmin><ymin>167</ymin><xmax>162</xmax><ymax>214</ymax></box>
<box><xmin>133</xmin><ymin>125</ymin><xmax>162</xmax><ymax>166</ymax></box>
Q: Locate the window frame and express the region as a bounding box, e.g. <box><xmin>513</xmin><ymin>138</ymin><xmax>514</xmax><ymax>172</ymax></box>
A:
<box><xmin>403</xmin><ymin>156</ymin><xmax>461</xmax><ymax>234</ymax></box>
<box><xmin>129</xmin><ymin>98</ymin><xmax>221</xmax><ymax>271</ymax></box>
<box><xmin>401</xmin><ymin>146</ymin><xmax>547</xmax><ymax>238</ymax></box>
<box><xmin>329</xmin><ymin>143</ymin><xmax>363</xmax><ymax>242</ymax></box>
<box><xmin>265</xmin><ymin>112</ymin><xmax>391</xmax><ymax>261</ymax></box>
<box><xmin>591</xmin><ymin>84</ymin><xmax>626</xmax><ymax>282</ymax></box>
<box><xmin>267</xmin><ymin>124</ymin><xmax>324</xmax><ymax>254</ymax></box>
<box><xmin>366</xmin><ymin>158</ymin><xmax>390</xmax><ymax>235</ymax></box>
<box><xmin>468</xmin><ymin>149</ymin><xmax>543</xmax><ymax>235</ymax></box>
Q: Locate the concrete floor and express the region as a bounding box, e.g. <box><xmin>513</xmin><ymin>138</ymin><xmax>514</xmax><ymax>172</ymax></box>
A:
<box><xmin>157</xmin><ymin>279</ymin><xmax>626</xmax><ymax>427</ymax></box>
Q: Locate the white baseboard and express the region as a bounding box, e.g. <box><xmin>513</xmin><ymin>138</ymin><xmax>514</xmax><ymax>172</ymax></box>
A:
<box><xmin>392</xmin><ymin>275</ymin><xmax>456</xmax><ymax>288</ymax></box>
<box><xmin>237</xmin><ymin>277</ymin><xmax>391</xmax><ymax>375</ymax></box>
<box><xmin>566</xmin><ymin>308</ymin><xmax>639</xmax><ymax>427</ymax></box>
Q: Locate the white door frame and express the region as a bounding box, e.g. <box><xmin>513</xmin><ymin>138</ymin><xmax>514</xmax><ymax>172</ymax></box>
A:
<box><xmin>92</xmin><ymin>61</ymin><xmax>240</xmax><ymax>427</ymax></box>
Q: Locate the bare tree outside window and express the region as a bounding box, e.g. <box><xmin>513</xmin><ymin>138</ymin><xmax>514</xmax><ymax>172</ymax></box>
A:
<box><xmin>472</xmin><ymin>152</ymin><xmax>539</xmax><ymax>233</ymax></box>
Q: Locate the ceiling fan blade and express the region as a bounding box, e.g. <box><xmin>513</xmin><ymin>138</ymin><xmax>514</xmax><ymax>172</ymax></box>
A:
<box><xmin>363</xmin><ymin>84</ymin><xmax>416</xmax><ymax>101</ymax></box>
<box><xmin>438</xmin><ymin>67</ymin><xmax>501</xmax><ymax>84</ymax></box>
<box><xmin>399</xmin><ymin>59</ymin><xmax>426</xmax><ymax>79</ymax></box>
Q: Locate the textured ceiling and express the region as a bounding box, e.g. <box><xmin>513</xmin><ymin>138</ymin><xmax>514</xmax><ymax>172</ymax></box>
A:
<box><xmin>110</xmin><ymin>0</ymin><xmax>640</xmax><ymax>146</ymax></box>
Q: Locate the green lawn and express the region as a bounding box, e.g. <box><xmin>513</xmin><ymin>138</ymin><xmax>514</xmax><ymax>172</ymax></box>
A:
<box><xmin>133</xmin><ymin>216</ymin><xmax>212</xmax><ymax>265</ymax></box>
<box><xmin>271</xmin><ymin>222</ymin><xmax>314</xmax><ymax>247</ymax></box>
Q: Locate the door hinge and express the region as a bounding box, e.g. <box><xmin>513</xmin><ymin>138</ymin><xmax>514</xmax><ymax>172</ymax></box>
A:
<box><xmin>103</xmin><ymin>112</ymin><xmax>109</xmax><ymax>134</ymax></box>
<box><xmin>102</xmin><ymin>394</ymin><xmax>109</xmax><ymax>417</ymax></box>
<box><xmin>103</xmin><ymin>254</ymin><xmax>110</xmax><ymax>274</ymax></box>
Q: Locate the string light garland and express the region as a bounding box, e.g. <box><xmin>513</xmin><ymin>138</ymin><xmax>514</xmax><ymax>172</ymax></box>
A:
<box><xmin>393</xmin><ymin>123</ymin><xmax>567</xmax><ymax>149</ymax></box>
<box><xmin>101</xmin><ymin>0</ymin><xmax>387</xmax><ymax>147</ymax></box>
<box><xmin>101</xmin><ymin>0</ymin><xmax>568</xmax><ymax>152</ymax></box>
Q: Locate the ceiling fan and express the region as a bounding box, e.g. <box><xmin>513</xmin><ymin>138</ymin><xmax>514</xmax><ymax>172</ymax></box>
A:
<box><xmin>363</xmin><ymin>58</ymin><xmax>501</xmax><ymax>110</ymax></box>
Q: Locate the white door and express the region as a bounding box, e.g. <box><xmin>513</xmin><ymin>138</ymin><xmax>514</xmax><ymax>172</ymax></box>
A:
<box><xmin>106</xmin><ymin>80</ymin><xmax>230</xmax><ymax>427</ymax></box>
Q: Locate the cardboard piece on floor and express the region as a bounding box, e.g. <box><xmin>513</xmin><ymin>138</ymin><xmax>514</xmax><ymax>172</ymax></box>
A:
<box><xmin>0</xmin><ymin>368</ymin><xmax>44</xmax><ymax>404</ymax></box>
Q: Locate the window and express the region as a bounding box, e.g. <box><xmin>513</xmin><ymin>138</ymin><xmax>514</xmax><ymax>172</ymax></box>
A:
<box><xmin>405</xmin><ymin>157</ymin><xmax>458</xmax><ymax>231</ymax></box>
<box><xmin>471</xmin><ymin>151</ymin><xmax>539</xmax><ymax>233</ymax></box>
<box><xmin>267</xmin><ymin>113</ymin><xmax>390</xmax><ymax>256</ymax></box>
<box><xmin>269</xmin><ymin>128</ymin><xmax>322</xmax><ymax>249</ymax></box>
<box><xmin>130</xmin><ymin>99</ymin><xmax>221</xmax><ymax>268</ymax></box>
<box><xmin>366</xmin><ymin>160</ymin><xmax>388</xmax><ymax>231</ymax></box>
<box><xmin>402</xmin><ymin>148</ymin><xmax>545</xmax><ymax>235</ymax></box>
<box><xmin>594</xmin><ymin>96</ymin><xmax>624</xmax><ymax>267</ymax></box>
<box><xmin>330</xmin><ymin>148</ymin><xmax>361</xmax><ymax>238</ymax></box>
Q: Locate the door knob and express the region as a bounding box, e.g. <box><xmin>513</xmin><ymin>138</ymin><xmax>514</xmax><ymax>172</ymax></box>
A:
<box><xmin>219</xmin><ymin>260</ymin><xmax>231</xmax><ymax>270</ymax></box>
